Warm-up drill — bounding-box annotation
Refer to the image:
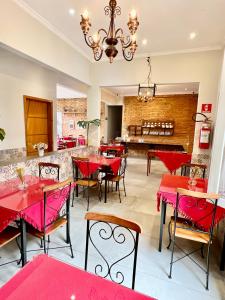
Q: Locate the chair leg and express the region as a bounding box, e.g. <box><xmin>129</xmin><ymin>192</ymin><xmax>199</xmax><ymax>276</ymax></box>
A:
<box><xmin>168</xmin><ymin>228</ymin><xmax>176</xmax><ymax>279</ymax></box>
<box><xmin>123</xmin><ymin>178</ymin><xmax>126</xmax><ymax>196</ymax></box>
<box><xmin>118</xmin><ymin>181</ymin><xmax>121</xmax><ymax>203</ymax></box>
<box><xmin>167</xmin><ymin>221</ymin><xmax>172</xmax><ymax>249</ymax></box>
<box><xmin>40</xmin><ymin>238</ymin><xmax>43</xmax><ymax>248</ymax></box>
<box><xmin>43</xmin><ymin>235</ymin><xmax>47</xmax><ymax>254</ymax></box>
<box><xmin>87</xmin><ymin>187</ymin><xmax>90</xmax><ymax>211</ymax></box>
<box><xmin>72</xmin><ymin>187</ymin><xmax>75</xmax><ymax>207</ymax></box>
<box><xmin>201</xmin><ymin>244</ymin><xmax>205</xmax><ymax>259</ymax></box>
<box><xmin>206</xmin><ymin>242</ymin><xmax>211</xmax><ymax>290</ymax></box>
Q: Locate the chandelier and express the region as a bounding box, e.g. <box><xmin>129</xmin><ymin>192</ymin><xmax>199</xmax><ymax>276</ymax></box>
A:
<box><xmin>137</xmin><ymin>57</ymin><xmax>156</xmax><ymax>103</ymax></box>
<box><xmin>80</xmin><ymin>0</ymin><xmax>139</xmax><ymax>63</ymax></box>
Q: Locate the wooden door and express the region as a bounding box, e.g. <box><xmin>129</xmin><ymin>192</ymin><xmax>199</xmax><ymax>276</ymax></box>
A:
<box><xmin>24</xmin><ymin>96</ymin><xmax>53</xmax><ymax>155</ymax></box>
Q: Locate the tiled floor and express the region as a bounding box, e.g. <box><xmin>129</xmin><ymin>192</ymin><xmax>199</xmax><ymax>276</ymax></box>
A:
<box><xmin>0</xmin><ymin>157</ymin><xmax>225</xmax><ymax>299</ymax></box>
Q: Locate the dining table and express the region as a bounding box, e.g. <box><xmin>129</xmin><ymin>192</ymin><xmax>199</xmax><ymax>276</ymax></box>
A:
<box><xmin>0</xmin><ymin>254</ymin><xmax>156</xmax><ymax>300</ymax></box>
<box><xmin>73</xmin><ymin>155</ymin><xmax>121</xmax><ymax>203</ymax></box>
<box><xmin>157</xmin><ymin>174</ymin><xmax>225</xmax><ymax>269</ymax></box>
<box><xmin>147</xmin><ymin>150</ymin><xmax>191</xmax><ymax>175</ymax></box>
<box><xmin>0</xmin><ymin>175</ymin><xmax>56</xmax><ymax>266</ymax></box>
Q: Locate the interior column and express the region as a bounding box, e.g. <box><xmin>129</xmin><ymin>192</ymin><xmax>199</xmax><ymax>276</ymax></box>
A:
<box><xmin>87</xmin><ymin>85</ymin><xmax>101</xmax><ymax>146</ymax></box>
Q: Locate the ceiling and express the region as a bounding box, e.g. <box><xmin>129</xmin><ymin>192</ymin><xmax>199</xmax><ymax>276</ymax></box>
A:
<box><xmin>104</xmin><ymin>83</ymin><xmax>199</xmax><ymax>96</ymax></box>
<box><xmin>17</xmin><ymin>0</ymin><xmax>225</xmax><ymax>61</ymax></box>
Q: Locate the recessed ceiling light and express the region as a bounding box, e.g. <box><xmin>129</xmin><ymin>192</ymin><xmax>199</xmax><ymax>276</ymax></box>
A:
<box><xmin>69</xmin><ymin>8</ymin><xmax>75</xmax><ymax>16</ymax></box>
<box><xmin>142</xmin><ymin>39</ymin><xmax>148</xmax><ymax>46</ymax></box>
<box><xmin>185</xmin><ymin>88</ymin><xmax>188</xmax><ymax>91</ymax></box>
<box><xmin>189</xmin><ymin>32</ymin><xmax>197</xmax><ymax>40</ymax></box>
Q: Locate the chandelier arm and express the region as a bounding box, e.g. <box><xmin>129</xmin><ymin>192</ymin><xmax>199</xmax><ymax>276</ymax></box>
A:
<box><xmin>84</xmin><ymin>34</ymin><xmax>94</xmax><ymax>48</ymax></box>
<box><xmin>93</xmin><ymin>48</ymin><xmax>104</xmax><ymax>61</ymax></box>
<box><xmin>115</xmin><ymin>28</ymin><xmax>123</xmax><ymax>38</ymax></box>
<box><xmin>122</xmin><ymin>48</ymin><xmax>134</xmax><ymax>61</ymax></box>
<box><xmin>120</xmin><ymin>35</ymin><xmax>131</xmax><ymax>48</ymax></box>
<box><xmin>98</xmin><ymin>28</ymin><xmax>108</xmax><ymax>37</ymax></box>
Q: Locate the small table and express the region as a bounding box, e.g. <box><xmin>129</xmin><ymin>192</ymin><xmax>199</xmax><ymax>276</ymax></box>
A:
<box><xmin>73</xmin><ymin>155</ymin><xmax>121</xmax><ymax>203</ymax></box>
<box><xmin>147</xmin><ymin>150</ymin><xmax>191</xmax><ymax>175</ymax></box>
<box><xmin>0</xmin><ymin>254</ymin><xmax>156</xmax><ymax>300</ymax></box>
<box><xmin>0</xmin><ymin>176</ymin><xmax>56</xmax><ymax>266</ymax></box>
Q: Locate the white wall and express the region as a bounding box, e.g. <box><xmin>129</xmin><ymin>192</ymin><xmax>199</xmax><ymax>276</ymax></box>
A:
<box><xmin>0</xmin><ymin>47</ymin><xmax>87</xmax><ymax>151</ymax></box>
<box><xmin>209</xmin><ymin>50</ymin><xmax>225</xmax><ymax>194</ymax></box>
<box><xmin>0</xmin><ymin>0</ymin><xmax>91</xmax><ymax>85</ymax></box>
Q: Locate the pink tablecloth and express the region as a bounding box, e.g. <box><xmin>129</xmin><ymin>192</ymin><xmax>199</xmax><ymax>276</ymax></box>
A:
<box><xmin>0</xmin><ymin>254</ymin><xmax>156</xmax><ymax>300</ymax></box>
<box><xmin>157</xmin><ymin>174</ymin><xmax>225</xmax><ymax>231</ymax></box>
<box><xmin>150</xmin><ymin>150</ymin><xmax>191</xmax><ymax>173</ymax></box>
<box><xmin>0</xmin><ymin>176</ymin><xmax>60</xmax><ymax>232</ymax></box>
<box><xmin>73</xmin><ymin>156</ymin><xmax>121</xmax><ymax>177</ymax></box>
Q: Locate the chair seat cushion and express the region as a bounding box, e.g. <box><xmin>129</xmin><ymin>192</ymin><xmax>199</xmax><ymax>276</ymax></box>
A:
<box><xmin>0</xmin><ymin>226</ymin><xmax>20</xmax><ymax>247</ymax></box>
<box><xmin>102</xmin><ymin>175</ymin><xmax>123</xmax><ymax>182</ymax></box>
<box><xmin>27</xmin><ymin>217</ymin><xmax>67</xmax><ymax>238</ymax></box>
<box><xmin>75</xmin><ymin>179</ymin><xmax>98</xmax><ymax>187</ymax></box>
<box><xmin>170</xmin><ymin>216</ymin><xmax>210</xmax><ymax>244</ymax></box>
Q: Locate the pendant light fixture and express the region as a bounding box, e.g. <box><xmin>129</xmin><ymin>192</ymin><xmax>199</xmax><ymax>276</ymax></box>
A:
<box><xmin>137</xmin><ymin>57</ymin><xmax>156</xmax><ymax>103</ymax></box>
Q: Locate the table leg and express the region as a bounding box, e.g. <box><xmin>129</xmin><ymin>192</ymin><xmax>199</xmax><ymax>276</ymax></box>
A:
<box><xmin>158</xmin><ymin>200</ymin><xmax>166</xmax><ymax>252</ymax></box>
<box><xmin>220</xmin><ymin>232</ymin><xmax>225</xmax><ymax>271</ymax></box>
<box><xmin>104</xmin><ymin>178</ymin><xmax>107</xmax><ymax>203</ymax></box>
<box><xmin>20</xmin><ymin>218</ymin><xmax>27</xmax><ymax>266</ymax></box>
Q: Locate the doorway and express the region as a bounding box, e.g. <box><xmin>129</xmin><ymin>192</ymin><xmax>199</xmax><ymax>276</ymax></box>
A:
<box><xmin>24</xmin><ymin>96</ymin><xmax>53</xmax><ymax>155</ymax></box>
<box><xmin>107</xmin><ymin>106</ymin><xmax>123</xmax><ymax>142</ymax></box>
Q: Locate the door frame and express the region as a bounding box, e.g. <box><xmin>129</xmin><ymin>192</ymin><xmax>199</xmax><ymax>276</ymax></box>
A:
<box><xmin>23</xmin><ymin>95</ymin><xmax>54</xmax><ymax>155</ymax></box>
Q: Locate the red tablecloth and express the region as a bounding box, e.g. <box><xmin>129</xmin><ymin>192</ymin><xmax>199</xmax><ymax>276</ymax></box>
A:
<box><xmin>0</xmin><ymin>176</ymin><xmax>59</xmax><ymax>232</ymax></box>
<box><xmin>149</xmin><ymin>150</ymin><xmax>191</xmax><ymax>173</ymax></box>
<box><xmin>74</xmin><ymin>155</ymin><xmax>121</xmax><ymax>177</ymax></box>
<box><xmin>157</xmin><ymin>174</ymin><xmax>225</xmax><ymax>231</ymax></box>
<box><xmin>0</xmin><ymin>254</ymin><xmax>156</xmax><ymax>300</ymax></box>
<box><xmin>99</xmin><ymin>145</ymin><xmax>125</xmax><ymax>155</ymax></box>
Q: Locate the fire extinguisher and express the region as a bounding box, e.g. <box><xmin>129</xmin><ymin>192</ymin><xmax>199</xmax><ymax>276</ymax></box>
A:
<box><xmin>192</xmin><ymin>113</ymin><xmax>212</xmax><ymax>150</ymax></box>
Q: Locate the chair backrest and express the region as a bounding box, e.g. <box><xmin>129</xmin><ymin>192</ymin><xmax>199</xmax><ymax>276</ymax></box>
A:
<box><xmin>174</xmin><ymin>188</ymin><xmax>220</xmax><ymax>236</ymax></box>
<box><xmin>42</xmin><ymin>178</ymin><xmax>72</xmax><ymax>233</ymax></box>
<box><xmin>38</xmin><ymin>162</ymin><xmax>60</xmax><ymax>181</ymax></box>
<box><xmin>84</xmin><ymin>212</ymin><xmax>141</xmax><ymax>290</ymax></box>
<box><xmin>106</xmin><ymin>148</ymin><xmax>119</xmax><ymax>157</ymax></box>
<box><xmin>181</xmin><ymin>163</ymin><xmax>207</xmax><ymax>178</ymax></box>
<box><xmin>119</xmin><ymin>154</ymin><xmax>128</xmax><ymax>176</ymax></box>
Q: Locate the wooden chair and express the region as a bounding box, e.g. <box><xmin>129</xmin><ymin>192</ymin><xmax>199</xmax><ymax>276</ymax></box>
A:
<box><xmin>84</xmin><ymin>212</ymin><xmax>141</xmax><ymax>290</ymax></box>
<box><xmin>0</xmin><ymin>226</ymin><xmax>21</xmax><ymax>266</ymax></box>
<box><xmin>26</xmin><ymin>179</ymin><xmax>74</xmax><ymax>257</ymax></box>
<box><xmin>38</xmin><ymin>162</ymin><xmax>60</xmax><ymax>181</ymax></box>
<box><xmin>102</xmin><ymin>154</ymin><xmax>128</xmax><ymax>202</ymax></box>
<box><xmin>181</xmin><ymin>163</ymin><xmax>207</xmax><ymax>178</ymax></box>
<box><xmin>168</xmin><ymin>188</ymin><xmax>220</xmax><ymax>290</ymax></box>
<box><xmin>72</xmin><ymin>157</ymin><xmax>101</xmax><ymax>210</ymax></box>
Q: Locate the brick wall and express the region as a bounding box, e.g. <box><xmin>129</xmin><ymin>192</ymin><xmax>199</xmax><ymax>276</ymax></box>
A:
<box><xmin>57</xmin><ymin>98</ymin><xmax>87</xmax><ymax>137</ymax></box>
<box><xmin>123</xmin><ymin>94</ymin><xmax>198</xmax><ymax>153</ymax></box>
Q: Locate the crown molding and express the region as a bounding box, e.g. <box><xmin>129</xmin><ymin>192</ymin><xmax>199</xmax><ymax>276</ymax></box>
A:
<box><xmin>14</xmin><ymin>0</ymin><xmax>92</xmax><ymax>62</ymax></box>
<box><xmin>96</xmin><ymin>45</ymin><xmax>223</xmax><ymax>63</ymax></box>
